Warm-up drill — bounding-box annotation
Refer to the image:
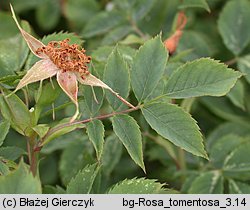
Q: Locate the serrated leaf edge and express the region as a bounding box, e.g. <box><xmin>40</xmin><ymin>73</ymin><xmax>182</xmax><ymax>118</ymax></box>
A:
<box><xmin>132</xmin><ymin>34</ymin><xmax>168</xmax><ymax>102</ymax></box>
<box><xmin>165</xmin><ymin>57</ymin><xmax>242</xmax><ymax>98</ymax></box>
<box><xmin>142</xmin><ymin>102</ymin><xmax>208</xmax><ymax>159</ymax></box>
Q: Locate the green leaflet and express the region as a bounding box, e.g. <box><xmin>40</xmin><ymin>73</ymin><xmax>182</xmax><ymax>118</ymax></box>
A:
<box><xmin>218</xmin><ymin>0</ymin><xmax>250</xmax><ymax>55</ymax></box>
<box><xmin>0</xmin><ymin>160</ymin><xmax>10</xmax><ymax>176</ymax></box>
<box><xmin>181</xmin><ymin>173</ymin><xmax>199</xmax><ymax>193</ymax></box>
<box><xmin>176</xmin><ymin>31</ymin><xmax>213</xmax><ymax>61</ymax></box>
<box><xmin>165</xmin><ymin>58</ymin><xmax>242</xmax><ymax>98</ymax></box>
<box><xmin>206</xmin><ymin>122</ymin><xmax>250</xmax><ymax>150</ymax></box>
<box><xmin>228</xmin><ymin>179</ymin><xmax>250</xmax><ymax>194</ymax></box>
<box><xmin>0</xmin><ymin>73</ymin><xmax>24</xmax><ymax>86</ymax></box>
<box><xmin>0</xmin><ymin>161</ymin><xmax>42</xmax><ymax>193</ymax></box>
<box><xmin>64</xmin><ymin>0</ymin><xmax>100</xmax><ymax>30</ymax></box>
<box><xmin>32</xmin><ymin>124</ymin><xmax>50</xmax><ymax>138</ymax></box>
<box><xmin>0</xmin><ymin>17</ymin><xmax>31</xmax><ymax>76</ymax></box>
<box><xmin>142</xmin><ymin>102</ymin><xmax>207</xmax><ymax>159</ymax></box>
<box><xmin>200</xmin><ymin>97</ymin><xmax>247</xmax><ymax>123</ymax></box>
<box><xmin>209</xmin><ymin>134</ymin><xmax>247</xmax><ymax>168</ymax></box>
<box><xmin>6</xmin><ymin>0</ymin><xmax>45</xmax><ymax>12</ymax></box>
<box><xmin>59</xmin><ymin>138</ymin><xmax>95</xmax><ymax>186</ymax></box>
<box><xmin>35</xmin><ymin>81</ymin><xmax>61</xmax><ymax>107</ymax></box>
<box><xmin>131</xmin><ymin>0</ymin><xmax>157</xmax><ymax>21</ymax></box>
<box><xmin>66</xmin><ymin>164</ymin><xmax>99</xmax><ymax>194</ymax></box>
<box><xmin>82</xmin><ymin>10</ymin><xmax>126</xmax><ymax>38</ymax></box>
<box><xmin>223</xmin><ymin>141</ymin><xmax>250</xmax><ymax>181</ymax></box>
<box><xmin>0</xmin><ymin>34</ymin><xmax>29</xmax><ymax>77</ymax></box>
<box><xmin>39</xmin><ymin>154</ymin><xmax>58</xmax><ymax>185</ymax></box>
<box><xmin>226</xmin><ymin>80</ymin><xmax>245</xmax><ymax>110</ymax></box>
<box><xmin>41</xmin><ymin>118</ymin><xmax>84</xmax><ymax>146</ymax></box>
<box><xmin>0</xmin><ymin>11</ymin><xmax>19</xmax><ymax>39</ymax></box>
<box><xmin>0</xmin><ymin>146</ymin><xmax>25</xmax><ymax>161</ymax></box>
<box><xmin>0</xmin><ymin>93</ymin><xmax>33</xmax><ymax>136</ymax></box>
<box><xmin>101</xmin><ymin>134</ymin><xmax>123</xmax><ymax>177</ymax></box>
<box><xmin>112</xmin><ymin>115</ymin><xmax>145</xmax><ymax>172</ymax></box>
<box><xmin>0</xmin><ymin>120</ymin><xmax>10</xmax><ymax>146</ymax></box>
<box><xmin>108</xmin><ymin>178</ymin><xmax>166</xmax><ymax>194</ymax></box>
<box><xmin>104</xmin><ymin>48</ymin><xmax>130</xmax><ymax>110</ymax></box>
<box><xmin>179</xmin><ymin>0</ymin><xmax>210</xmax><ymax>12</ymax></box>
<box><xmin>238</xmin><ymin>54</ymin><xmax>250</xmax><ymax>84</ymax></box>
<box><xmin>41</xmin><ymin>130</ymin><xmax>87</xmax><ymax>154</ymax></box>
<box><xmin>86</xmin><ymin>120</ymin><xmax>104</xmax><ymax>161</ymax></box>
<box><xmin>36</xmin><ymin>0</ymin><xmax>60</xmax><ymax>31</ymax></box>
<box><xmin>146</xmin><ymin>78</ymin><xmax>166</xmax><ymax>102</ymax></box>
<box><xmin>83</xmin><ymin>86</ymin><xmax>104</xmax><ymax>116</ymax></box>
<box><xmin>188</xmin><ymin>171</ymin><xmax>224</xmax><ymax>194</ymax></box>
<box><xmin>91</xmin><ymin>45</ymin><xmax>136</xmax><ymax>65</ymax></box>
<box><xmin>101</xmin><ymin>25</ymin><xmax>132</xmax><ymax>46</ymax></box>
<box><xmin>131</xmin><ymin>35</ymin><xmax>168</xmax><ymax>103</ymax></box>
<box><xmin>119</xmin><ymin>34</ymin><xmax>145</xmax><ymax>45</ymax></box>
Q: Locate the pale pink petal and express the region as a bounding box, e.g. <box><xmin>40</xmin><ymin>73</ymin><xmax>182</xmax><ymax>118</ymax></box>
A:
<box><xmin>57</xmin><ymin>71</ymin><xmax>79</xmax><ymax>122</ymax></box>
<box><xmin>77</xmin><ymin>73</ymin><xmax>135</xmax><ymax>109</ymax></box>
<box><xmin>10</xmin><ymin>4</ymin><xmax>47</xmax><ymax>59</ymax></box>
<box><xmin>15</xmin><ymin>59</ymin><xmax>59</xmax><ymax>92</ymax></box>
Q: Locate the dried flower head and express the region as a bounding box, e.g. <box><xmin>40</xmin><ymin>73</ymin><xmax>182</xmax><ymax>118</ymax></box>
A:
<box><xmin>10</xmin><ymin>4</ymin><xmax>134</xmax><ymax>122</ymax></box>
<box><xmin>36</xmin><ymin>39</ymin><xmax>91</xmax><ymax>77</ymax></box>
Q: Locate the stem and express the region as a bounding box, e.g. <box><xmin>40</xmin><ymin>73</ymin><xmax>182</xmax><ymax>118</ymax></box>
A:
<box><xmin>177</xmin><ymin>148</ymin><xmax>187</xmax><ymax>184</ymax></box>
<box><xmin>180</xmin><ymin>98</ymin><xmax>195</xmax><ymax>113</ymax></box>
<box><xmin>30</xmin><ymin>148</ymin><xmax>38</xmax><ymax>176</ymax></box>
<box><xmin>111</xmin><ymin>90</ymin><xmax>136</xmax><ymax>109</ymax></box>
<box><xmin>178</xmin><ymin>148</ymin><xmax>186</xmax><ymax>171</ymax></box>
<box><xmin>27</xmin><ymin>135</ymin><xmax>38</xmax><ymax>176</ymax></box>
<box><xmin>129</xmin><ymin>18</ymin><xmax>147</xmax><ymax>40</ymax></box>
<box><xmin>225</xmin><ymin>57</ymin><xmax>238</xmax><ymax>66</ymax></box>
<box><xmin>35</xmin><ymin>105</ymin><xmax>141</xmax><ymax>150</ymax></box>
<box><xmin>26</xmin><ymin>138</ymin><xmax>32</xmax><ymax>166</ymax></box>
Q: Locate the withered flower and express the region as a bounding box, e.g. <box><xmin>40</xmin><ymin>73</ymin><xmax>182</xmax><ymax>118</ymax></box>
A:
<box><xmin>10</xmin><ymin>5</ymin><xmax>134</xmax><ymax>122</ymax></box>
<box><xmin>164</xmin><ymin>12</ymin><xmax>187</xmax><ymax>55</ymax></box>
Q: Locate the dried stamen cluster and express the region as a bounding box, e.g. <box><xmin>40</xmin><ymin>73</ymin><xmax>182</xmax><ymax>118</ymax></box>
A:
<box><xmin>36</xmin><ymin>39</ymin><xmax>91</xmax><ymax>79</ymax></box>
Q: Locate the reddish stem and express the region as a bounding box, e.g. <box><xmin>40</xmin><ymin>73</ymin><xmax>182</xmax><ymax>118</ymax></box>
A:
<box><xmin>35</xmin><ymin>105</ymin><xmax>140</xmax><ymax>150</ymax></box>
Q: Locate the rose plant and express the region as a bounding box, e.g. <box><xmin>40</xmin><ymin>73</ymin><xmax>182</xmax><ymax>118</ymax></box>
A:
<box><xmin>0</xmin><ymin>0</ymin><xmax>250</xmax><ymax>194</ymax></box>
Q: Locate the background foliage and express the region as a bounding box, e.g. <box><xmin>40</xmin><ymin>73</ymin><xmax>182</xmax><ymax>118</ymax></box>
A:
<box><xmin>0</xmin><ymin>0</ymin><xmax>250</xmax><ymax>194</ymax></box>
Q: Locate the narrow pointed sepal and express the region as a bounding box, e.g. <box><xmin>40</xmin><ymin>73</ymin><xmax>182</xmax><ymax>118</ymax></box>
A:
<box><xmin>10</xmin><ymin>4</ymin><xmax>47</xmax><ymax>59</ymax></box>
<box><xmin>57</xmin><ymin>71</ymin><xmax>79</xmax><ymax>122</ymax></box>
<box><xmin>78</xmin><ymin>73</ymin><xmax>135</xmax><ymax>109</ymax></box>
<box><xmin>15</xmin><ymin>59</ymin><xmax>58</xmax><ymax>92</ymax></box>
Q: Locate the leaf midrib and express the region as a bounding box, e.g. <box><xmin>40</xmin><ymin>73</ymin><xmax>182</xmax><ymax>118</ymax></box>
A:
<box><xmin>143</xmin><ymin>106</ymin><xmax>204</xmax><ymax>156</ymax></box>
<box><xmin>166</xmin><ymin>76</ymin><xmax>239</xmax><ymax>95</ymax></box>
<box><xmin>114</xmin><ymin>116</ymin><xmax>140</xmax><ymax>160</ymax></box>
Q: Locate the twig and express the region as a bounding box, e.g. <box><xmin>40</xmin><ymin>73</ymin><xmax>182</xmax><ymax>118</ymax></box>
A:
<box><xmin>35</xmin><ymin>105</ymin><xmax>141</xmax><ymax>150</ymax></box>
<box><xmin>111</xmin><ymin>90</ymin><xmax>136</xmax><ymax>109</ymax></box>
<box><xmin>224</xmin><ymin>57</ymin><xmax>238</xmax><ymax>66</ymax></box>
<box><xmin>129</xmin><ymin>18</ymin><xmax>147</xmax><ymax>40</ymax></box>
<box><xmin>28</xmin><ymin>135</ymin><xmax>38</xmax><ymax>176</ymax></box>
